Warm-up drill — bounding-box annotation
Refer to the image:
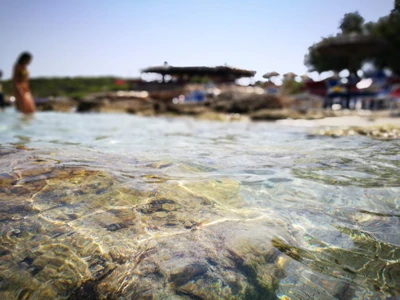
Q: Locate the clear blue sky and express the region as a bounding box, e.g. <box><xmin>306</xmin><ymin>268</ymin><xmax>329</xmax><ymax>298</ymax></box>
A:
<box><xmin>0</xmin><ymin>0</ymin><xmax>394</xmax><ymax>81</ymax></box>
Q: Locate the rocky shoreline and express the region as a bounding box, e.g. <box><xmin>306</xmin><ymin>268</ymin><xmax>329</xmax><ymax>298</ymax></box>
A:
<box><xmin>33</xmin><ymin>91</ymin><xmax>399</xmax><ymax>124</ymax></box>
<box><xmin>311</xmin><ymin>124</ymin><xmax>400</xmax><ymax>139</ymax></box>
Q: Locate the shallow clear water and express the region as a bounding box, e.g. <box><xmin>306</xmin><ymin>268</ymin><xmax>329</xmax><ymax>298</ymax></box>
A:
<box><xmin>0</xmin><ymin>109</ymin><xmax>399</xmax><ymax>299</ymax></box>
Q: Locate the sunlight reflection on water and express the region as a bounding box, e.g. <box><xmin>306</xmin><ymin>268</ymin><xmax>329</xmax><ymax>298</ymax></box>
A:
<box><xmin>0</xmin><ymin>110</ymin><xmax>399</xmax><ymax>299</ymax></box>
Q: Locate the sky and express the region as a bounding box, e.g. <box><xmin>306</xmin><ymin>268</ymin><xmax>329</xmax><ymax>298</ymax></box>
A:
<box><xmin>0</xmin><ymin>0</ymin><xmax>394</xmax><ymax>82</ymax></box>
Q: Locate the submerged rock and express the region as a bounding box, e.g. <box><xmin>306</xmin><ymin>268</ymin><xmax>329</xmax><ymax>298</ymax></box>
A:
<box><xmin>0</xmin><ymin>149</ymin><xmax>290</xmax><ymax>299</ymax></box>
<box><xmin>273</xmin><ymin>225</ymin><xmax>400</xmax><ymax>297</ymax></box>
<box><xmin>0</xmin><ymin>148</ymin><xmax>399</xmax><ymax>299</ymax></box>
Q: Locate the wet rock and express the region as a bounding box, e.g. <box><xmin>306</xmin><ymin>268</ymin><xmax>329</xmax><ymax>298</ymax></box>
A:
<box><xmin>170</xmin><ymin>263</ymin><xmax>208</xmax><ymax>286</ymax></box>
<box><xmin>76</xmin><ymin>100</ymin><xmax>102</xmax><ymax>113</ymax></box>
<box><xmin>0</xmin><ymin>173</ymin><xmax>18</xmax><ymax>185</ymax></box>
<box><xmin>139</xmin><ymin>198</ymin><xmax>177</xmax><ymax>214</ymax></box>
<box><xmin>105</xmin><ymin>223</ymin><xmax>127</xmax><ymax>232</ymax></box>
<box><xmin>165</xmin><ymin>103</ymin><xmax>209</xmax><ymax>115</ymax></box>
<box><xmin>1</xmin><ymin>148</ymin><xmax>398</xmax><ymax>299</ymax></box>
<box><xmin>211</xmin><ymin>93</ymin><xmax>284</xmax><ymax>114</ymax></box>
<box><xmin>35</xmin><ymin>98</ymin><xmax>77</xmax><ymax>112</ymax></box>
<box><xmin>311</xmin><ymin>125</ymin><xmax>400</xmax><ymax>140</ymax></box>
<box><xmin>69</xmin><ymin>281</ymin><xmax>98</xmax><ymax>300</ymax></box>
<box><xmin>184</xmin><ymin>221</ymin><xmax>195</xmax><ymax>229</ymax></box>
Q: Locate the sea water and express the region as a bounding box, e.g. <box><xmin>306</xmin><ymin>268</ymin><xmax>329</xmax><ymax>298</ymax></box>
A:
<box><xmin>0</xmin><ymin>109</ymin><xmax>399</xmax><ymax>299</ymax></box>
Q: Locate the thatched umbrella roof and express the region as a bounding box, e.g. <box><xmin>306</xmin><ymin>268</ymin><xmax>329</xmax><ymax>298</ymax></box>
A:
<box><xmin>262</xmin><ymin>71</ymin><xmax>280</xmax><ymax>79</ymax></box>
<box><xmin>141</xmin><ymin>65</ymin><xmax>256</xmax><ymax>78</ymax></box>
<box><xmin>315</xmin><ymin>33</ymin><xmax>388</xmax><ymax>58</ymax></box>
<box><xmin>314</xmin><ymin>34</ymin><xmax>389</xmax><ymax>109</ymax></box>
<box><xmin>283</xmin><ymin>72</ymin><xmax>297</xmax><ymax>79</ymax></box>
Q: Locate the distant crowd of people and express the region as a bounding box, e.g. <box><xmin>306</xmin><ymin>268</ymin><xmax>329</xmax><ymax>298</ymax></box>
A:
<box><xmin>0</xmin><ymin>52</ymin><xmax>36</xmax><ymax>114</ymax></box>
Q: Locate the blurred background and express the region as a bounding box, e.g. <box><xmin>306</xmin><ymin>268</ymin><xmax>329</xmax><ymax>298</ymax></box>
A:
<box><xmin>1</xmin><ymin>0</ymin><xmax>399</xmax><ymax>117</ymax></box>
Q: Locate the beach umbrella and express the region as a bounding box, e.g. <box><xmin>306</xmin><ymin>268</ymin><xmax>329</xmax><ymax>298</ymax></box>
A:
<box><xmin>262</xmin><ymin>71</ymin><xmax>280</xmax><ymax>79</ymax></box>
<box><xmin>315</xmin><ymin>33</ymin><xmax>388</xmax><ymax>108</ymax></box>
<box><xmin>315</xmin><ymin>33</ymin><xmax>388</xmax><ymax>58</ymax></box>
<box><xmin>283</xmin><ymin>72</ymin><xmax>297</xmax><ymax>80</ymax></box>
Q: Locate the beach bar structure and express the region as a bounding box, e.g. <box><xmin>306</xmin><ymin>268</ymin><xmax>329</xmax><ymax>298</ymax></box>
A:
<box><xmin>129</xmin><ymin>64</ymin><xmax>256</xmax><ymax>101</ymax></box>
<box><xmin>140</xmin><ymin>64</ymin><xmax>256</xmax><ymax>84</ymax></box>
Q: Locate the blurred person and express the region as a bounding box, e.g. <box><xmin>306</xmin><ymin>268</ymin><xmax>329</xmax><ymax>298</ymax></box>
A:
<box><xmin>0</xmin><ymin>70</ymin><xmax>4</xmax><ymax>110</ymax></box>
<box><xmin>12</xmin><ymin>52</ymin><xmax>35</xmax><ymax>113</ymax></box>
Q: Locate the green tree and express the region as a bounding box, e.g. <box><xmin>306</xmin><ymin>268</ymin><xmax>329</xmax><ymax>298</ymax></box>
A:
<box><xmin>339</xmin><ymin>12</ymin><xmax>365</xmax><ymax>34</ymax></box>
<box><xmin>304</xmin><ymin>36</ymin><xmax>352</xmax><ymax>73</ymax></box>
<box><xmin>280</xmin><ymin>80</ymin><xmax>305</xmax><ymax>96</ymax></box>
<box><xmin>394</xmin><ymin>0</ymin><xmax>400</xmax><ymax>12</ymax></box>
<box><xmin>305</xmin><ymin>7</ymin><xmax>400</xmax><ymax>75</ymax></box>
<box><xmin>365</xmin><ymin>3</ymin><xmax>400</xmax><ymax>75</ymax></box>
<box><xmin>304</xmin><ymin>12</ymin><xmax>366</xmax><ymax>74</ymax></box>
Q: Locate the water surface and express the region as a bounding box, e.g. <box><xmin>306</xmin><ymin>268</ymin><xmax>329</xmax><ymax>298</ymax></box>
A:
<box><xmin>0</xmin><ymin>110</ymin><xmax>399</xmax><ymax>299</ymax></box>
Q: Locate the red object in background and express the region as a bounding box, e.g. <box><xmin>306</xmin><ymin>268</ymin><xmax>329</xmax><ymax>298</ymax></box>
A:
<box><xmin>304</xmin><ymin>81</ymin><xmax>327</xmax><ymax>96</ymax></box>
<box><xmin>114</xmin><ymin>79</ymin><xmax>126</xmax><ymax>85</ymax></box>
<box><xmin>390</xmin><ymin>87</ymin><xmax>400</xmax><ymax>98</ymax></box>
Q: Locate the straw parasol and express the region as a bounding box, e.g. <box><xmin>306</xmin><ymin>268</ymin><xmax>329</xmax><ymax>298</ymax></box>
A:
<box><xmin>283</xmin><ymin>72</ymin><xmax>297</xmax><ymax>80</ymax></box>
<box><xmin>315</xmin><ymin>33</ymin><xmax>389</xmax><ymax>108</ymax></box>
<box><xmin>262</xmin><ymin>71</ymin><xmax>280</xmax><ymax>79</ymax></box>
<box><xmin>315</xmin><ymin>33</ymin><xmax>388</xmax><ymax>58</ymax></box>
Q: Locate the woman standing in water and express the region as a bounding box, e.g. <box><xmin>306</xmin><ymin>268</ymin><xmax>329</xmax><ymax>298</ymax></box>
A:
<box><xmin>13</xmin><ymin>52</ymin><xmax>35</xmax><ymax>113</ymax></box>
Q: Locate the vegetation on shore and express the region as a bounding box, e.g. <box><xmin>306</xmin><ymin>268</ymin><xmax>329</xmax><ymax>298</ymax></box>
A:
<box><xmin>305</xmin><ymin>1</ymin><xmax>400</xmax><ymax>75</ymax></box>
<box><xmin>2</xmin><ymin>77</ymin><xmax>128</xmax><ymax>99</ymax></box>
